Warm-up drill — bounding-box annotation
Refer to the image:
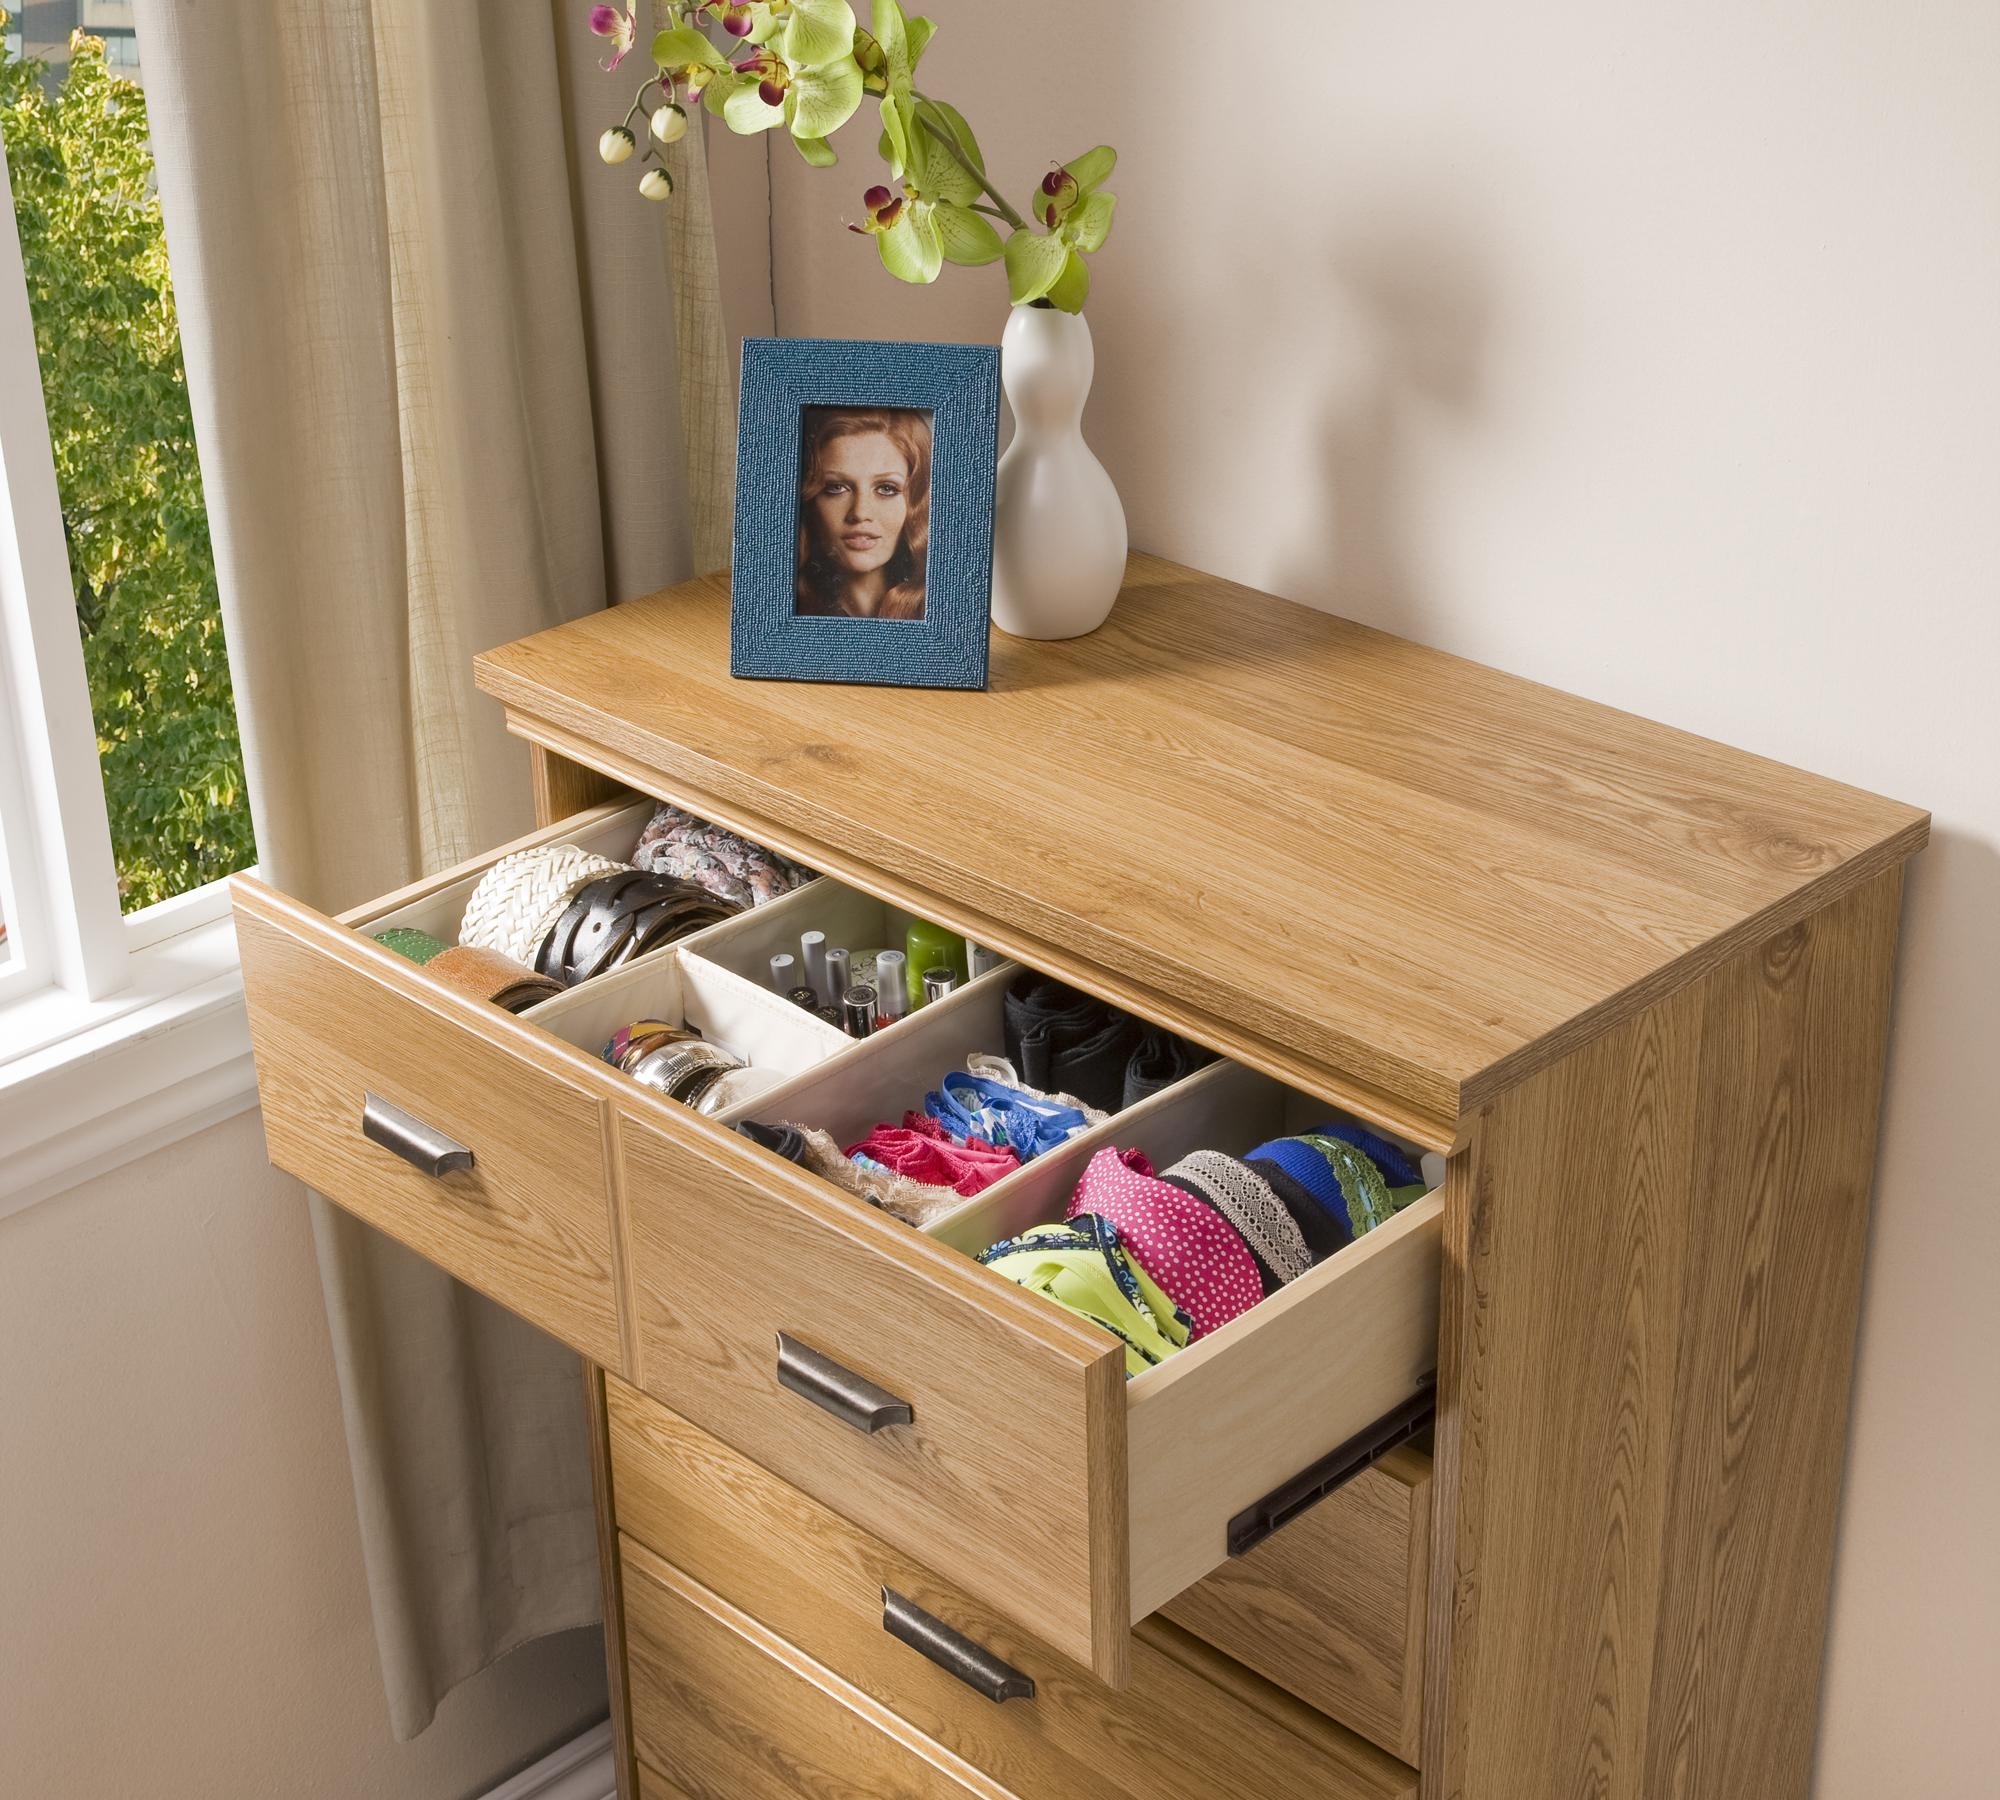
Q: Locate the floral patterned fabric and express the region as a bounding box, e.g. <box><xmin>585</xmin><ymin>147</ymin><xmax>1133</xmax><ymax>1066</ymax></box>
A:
<box><xmin>629</xmin><ymin>803</ymin><xmax>814</xmax><ymax>908</ymax></box>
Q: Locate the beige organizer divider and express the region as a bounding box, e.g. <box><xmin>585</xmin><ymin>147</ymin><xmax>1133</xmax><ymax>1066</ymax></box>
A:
<box><xmin>711</xmin><ymin>957</ymin><xmax>1024</xmax><ymax>1145</ymax></box>
<box><xmin>365</xmin><ymin>798</ymin><xmax>656</xmax><ymax>945</ymax></box>
<box><xmin>525</xmin><ymin>944</ymin><xmax>849</xmax><ymax>1105</ymax></box>
<box><xmin>674</xmin><ymin>870</ymin><xmax>1001</xmax><ymax>1023</ymax></box>
<box><xmin>711</xmin><ymin>962</ymin><xmax>1212</xmax><ymax>1233</ymax></box>
<box><xmin>924</xmin><ymin>1059</ymin><xmax>1441</xmax><ymax>1262</ymax></box>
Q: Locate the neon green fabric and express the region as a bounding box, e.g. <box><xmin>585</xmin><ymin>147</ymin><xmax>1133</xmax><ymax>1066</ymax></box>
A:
<box><xmin>978</xmin><ymin>1216</ymin><xmax>1192</xmax><ymax>1378</ymax></box>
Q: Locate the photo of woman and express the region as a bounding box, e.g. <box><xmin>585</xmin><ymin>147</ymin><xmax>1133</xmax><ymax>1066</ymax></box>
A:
<box><xmin>795</xmin><ymin>405</ymin><xmax>933</xmax><ymax>619</ymax></box>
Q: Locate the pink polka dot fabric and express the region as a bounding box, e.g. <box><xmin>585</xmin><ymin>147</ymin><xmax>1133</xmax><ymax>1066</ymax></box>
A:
<box><xmin>1065</xmin><ymin>1146</ymin><xmax>1264</xmax><ymax>1340</ymax></box>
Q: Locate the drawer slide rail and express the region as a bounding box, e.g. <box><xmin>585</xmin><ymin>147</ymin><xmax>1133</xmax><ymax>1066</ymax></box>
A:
<box><xmin>1226</xmin><ymin>1377</ymin><xmax>1437</xmax><ymax>1557</ymax></box>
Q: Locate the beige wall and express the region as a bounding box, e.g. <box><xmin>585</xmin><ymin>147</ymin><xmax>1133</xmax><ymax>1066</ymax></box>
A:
<box><xmin>762</xmin><ymin>3</ymin><xmax>1998</xmax><ymax>1793</ymax></box>
<box><xmin>0</xmin><ymin>1109</ymin><xmax>607</xmax><ymax>1798</ymax></box>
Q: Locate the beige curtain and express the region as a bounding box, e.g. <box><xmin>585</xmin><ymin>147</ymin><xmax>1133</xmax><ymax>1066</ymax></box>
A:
<box><xmin>136</xmin><ymin>0</ymin><xmax>734</xmax><ymax>1737</ymax></box>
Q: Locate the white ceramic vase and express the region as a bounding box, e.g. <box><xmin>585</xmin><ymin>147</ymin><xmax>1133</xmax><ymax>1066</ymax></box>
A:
<box><xmin>989</xmin><ymin>305</ymin><xmax>1128</xmax><ymax>640</ymax></box>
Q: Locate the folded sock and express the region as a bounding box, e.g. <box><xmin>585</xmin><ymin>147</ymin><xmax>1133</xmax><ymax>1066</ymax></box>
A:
<box><xmin>1123</xmin><ymin>1028</ymin><xmax>1215</xmax><ymax>1108</ymax></box>
<box><xmin>1003</xmin><ymin>973</ymin><xmax>1214</xmax><ymax>1115</ymax></box>
<box><xmin>1004</xmin><ymin>973</ymin><xmax>1141</xmax><ymax>1114</ymax></box>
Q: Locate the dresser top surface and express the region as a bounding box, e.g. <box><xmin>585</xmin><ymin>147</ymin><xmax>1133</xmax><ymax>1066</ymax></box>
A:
<box><xmin>475</xmin><ymin>554</ymin><xmax>1925</xmax><ymax>1137</ymax></box>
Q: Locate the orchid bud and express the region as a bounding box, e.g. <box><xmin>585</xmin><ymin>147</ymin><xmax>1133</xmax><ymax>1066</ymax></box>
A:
<box><xmin>650</xmin><ymin>102</ymin><xmax>688</xmax><ymax>145</ymax></box>
<box><xmin>599</xmin><ymin>126</ymin><xmax>636</xmax><ymax>165</ymax></box>
<box><xmin>639</xmin><ymin>167</ymin><xmax>674</xmax><ymax>201</ymax></box>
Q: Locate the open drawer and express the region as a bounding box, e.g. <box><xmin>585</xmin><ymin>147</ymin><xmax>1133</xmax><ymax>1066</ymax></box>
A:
<box><xmin>620</xmin><ymin>1050</ymin><xmax>1443</xmax><ymax>1688</ymax></box>
<box><xmin>234</xmin><ymin>791</ymin><xmax>1443</xmax><ymax>1692</ymax></box>
<box><xmin>230</xmin><ymin>796</ymin><xmax>848</xmax><ymax>1372</ymax></box>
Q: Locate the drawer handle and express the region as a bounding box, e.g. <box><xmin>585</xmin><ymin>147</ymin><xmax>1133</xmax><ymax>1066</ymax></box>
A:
<box><xmin>881</xmin><ymin>1589</ymin><xmax>1035</xmax><ymax>1704</ymax></box>
<box><xmin>361</xmin><ymin>1092</ymin><xmax>475</xmax><ymax>1178</ymax></box>
<box><xmin>775</xmin><ymin>1333</ymin><xmax>913</xmax><ymax>1434</ymax></box>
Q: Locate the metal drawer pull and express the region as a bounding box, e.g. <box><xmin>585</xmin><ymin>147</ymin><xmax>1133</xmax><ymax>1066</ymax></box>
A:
<box><xmin>362</xmin><ymin>1092</ymin><xmax>475</xmax><ymax>1178</ymax></box>
<box><xmin>775</xmin><ymin>1333</ymin><xmax>913</xmax><ymax>1434</ymax></box>
<box><xmin>881</xmin><ymin>1589</ymin><xmax>1035</xmax><ymax>1704</ymax></box>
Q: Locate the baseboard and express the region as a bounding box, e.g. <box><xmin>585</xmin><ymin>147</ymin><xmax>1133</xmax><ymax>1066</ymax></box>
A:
<box><xmin>479</xmin><ymin>1720</ymin><xmax>617</xmax><ymax>1800</ymax></box>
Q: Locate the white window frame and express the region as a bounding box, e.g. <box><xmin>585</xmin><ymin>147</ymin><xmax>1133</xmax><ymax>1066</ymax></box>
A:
<box><xmin>0</xmin><ymin>132</ymin><xmax>256</xmax><ymax>1218</ymax></box>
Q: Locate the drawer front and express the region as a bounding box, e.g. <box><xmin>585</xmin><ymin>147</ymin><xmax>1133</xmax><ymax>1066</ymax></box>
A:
<box><xmin>622</xmin><ymin>1533</ymin><xmax>995</xmax><ymax>1800</ymax></box>
<box><xmin>617</xmin><ymin>1112</ymin><xmax>1132</xmax><ymax>1684</ymax></box>
<box><xmin>234</xmin><ymin>877</ymin><xmax>623</xmax><ymax>1368</ymax></box>
<box><xmin>1162</xmin><ymin>1446</ymin><xmax>1432</xmax><ymax>1764</ymax></box>
<box><xmin>621</xmin><ymin>1103</ymin><xmax>1444</xmax><ymax>1690</ymax></box>
<box><xmin>608</xmin><ymin>1380</ymin><xmax>1419</xmax><ymax>1800</ymax></box>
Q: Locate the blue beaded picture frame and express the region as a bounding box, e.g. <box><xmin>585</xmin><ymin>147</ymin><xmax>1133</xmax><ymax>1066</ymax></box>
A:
<box><xmin>730</xmin><ymin>337</ymin><xmax>1000</xmax><ymax>691</ymax></box>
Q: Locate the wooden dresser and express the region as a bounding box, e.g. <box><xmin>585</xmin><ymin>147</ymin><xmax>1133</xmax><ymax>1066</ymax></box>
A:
<box><xmin>231</xmin><ymin>555</ymin><xmax>1927</xmax><ymax>1799</ymax></box>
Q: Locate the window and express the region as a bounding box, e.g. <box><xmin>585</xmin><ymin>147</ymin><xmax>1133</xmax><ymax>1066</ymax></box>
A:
<box><xmin>1</xmin><ymin>20</ymin><xmax>257</xmax><ymax>1207</ymax></box>
<box><xmin>3</xmin><ymin>21</ymin><xmax>252</xmax><ymax>924</ymax></box>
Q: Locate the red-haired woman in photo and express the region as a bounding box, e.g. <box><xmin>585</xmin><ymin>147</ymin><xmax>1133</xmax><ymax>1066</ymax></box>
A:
<box><xmin>795</xmin><ymin>406</ymin><xmax>931</xmax><ymax>618</ymax></box>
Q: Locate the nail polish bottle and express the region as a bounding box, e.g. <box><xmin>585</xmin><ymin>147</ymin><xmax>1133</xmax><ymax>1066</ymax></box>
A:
<box><xmin>768</xmin><ymin>951</ymin><xmax>797</xmax><ymax>994</ymax></box>
<box><xmin>873</xmin><ymin>951</ymin><xmax>908</xmax><ymax>1029</ymax></box>
<box><xmin>800</xmin><ymin>931</ymin><xmax>827</xmax><ymax>1007</ymax></box>
<box><xmin>902</xmin><ymin>920</ymin><xmax>967</xmax><ymax>1011</ymax></box>
<box><xmin>823</xmin><ymin>947</ymin><xmax>850</xmax><ymax>1010</ymax></box>
<box><xmin>841</xmin><ymin>983</ymin><xmax>878</xmax><ymax>1038</ymax></box>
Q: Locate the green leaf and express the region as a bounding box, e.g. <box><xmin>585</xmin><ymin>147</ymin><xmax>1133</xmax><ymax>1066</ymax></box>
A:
<box><xmin>783</xmin><ymin>0</ymin><xmax>856</xmax><ymax>68</ymax></box>
<box><xmin>872</xmin><ymin>0</ymin><xmax>909</xmax><ymax>84</ymax></box>
<box><xmin>879</xmin><ymin>93</ymin><xmax>911</xmax><ymax>178</ymax></box>
<box><xmin>724</xmin><ymin>79</ymin><xmax>789</xmax><ymax>134</ymax></box>
<box><xmin>1066</xmin><ymin>189</ymin><xmax>1116</xmax><ymax>253</ymax></box>
<box><xmin>1003</xmin><ymin>229</ymin><xmax>1068</xmax><ymax>304</ymax></box>
<box><xmin>789</xmin><ymin>57</ymin><xmax>864</xmax><ymax>138</ymax></box>
<box><xmin>653</xmin><ymin>26</ymin><xmax>728</xmax><ymax>71</ymax></box>
<box><xmin>877</xmin><ymin>207</ymin><xmax>943</xmax><ymax>283</ymax></box>
<box><xmin>794</xmin><ymin>133</ymin><xmax>838</xmax><ymax>166</ymax></box>
<box><xmin>1063</xmin><ymin>144</ymin><xmax>1116</xmax><ymax>192</ymax></box>
<box><xmin>1046</xmin><ymin>248</ymin><xmax>1090</xmax><ymax>313</ymax></box>
<box><xmin>933</xmin><ymin>201</ymin><xmax>1004</xmax><ymax>266</ymax></box>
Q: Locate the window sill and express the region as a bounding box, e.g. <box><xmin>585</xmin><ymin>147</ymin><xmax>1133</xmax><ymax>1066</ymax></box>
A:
<box><xmin>0</xmin><ymin>910</ymin><xmax>257</xmax><ymax>1221</ymax></box>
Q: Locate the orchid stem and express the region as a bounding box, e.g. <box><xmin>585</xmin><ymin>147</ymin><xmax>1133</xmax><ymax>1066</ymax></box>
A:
<box><xmin>914</xmin><ymin>107</ymin><xmax>1028</xmax><ymax>231</ymax></box>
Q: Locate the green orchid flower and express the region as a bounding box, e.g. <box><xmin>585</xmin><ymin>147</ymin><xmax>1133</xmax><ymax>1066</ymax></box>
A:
<box><xmin>615</xmin><ymin>1</ymin><xmax>1115</xmax><ymax>311</ymax></box>
<box><xmin>847</xmin><ymin>176</ymin><xmax>1000</xmax><ymax>285</ymax></box>
<box><xmin>868</xmin><ymin>0</ymin><xmax>933</xmax><ymax>183</ymax></box>
<box><xmin>1003</xmin><ymin>145</ymin><xmax>1115</xmax><ymax>312</ymax></box>
<box><xmin>656</xmin><ymin>3</ymin><xmax>862</xmax><ymax>161</ymax></box>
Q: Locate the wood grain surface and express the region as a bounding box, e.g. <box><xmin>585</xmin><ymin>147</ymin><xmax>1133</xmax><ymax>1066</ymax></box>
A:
<box><xmin>1420</xmin><ymin>866</ymin><xmax>1905</xmax><ymax>1799</ymax></box>
<box><xmin>1162</xmin><ymin>1444</ymin><xmax>1433</xmax><ymax>1766</ymax></box>
<box><xmin>1126</xmin><ymin>1190</ymin><xmax>1443</xmax><ymax>1619</ymax></box>
<box><xmin>586</xmin><ymin>1366</ymin><xmax>643</xmax><ymax>1800</ymax></box>
<box><xmin>475</xmin><ymin>555</ymin><xmax>1926</xmax><ymax>1146</ymax></box>
<box><xmin>621</xmin><ymin>1534</ymin><xmax>1007</xmax><ymax>1800</ymax></box>
<box><xmin>606</xmin><ymin>1379</ymin><xmax>1418</xmax><ymax>1800</ymax></box>
<box><xmin>616</xmin><ymin>1109</ymin><xmax>1134</xmax><ymax>1685</ymax></box>
<box><xmin>233</xmin><ymin>879</ymin><xmax>624</xmax><ymax>1368</ymax></box>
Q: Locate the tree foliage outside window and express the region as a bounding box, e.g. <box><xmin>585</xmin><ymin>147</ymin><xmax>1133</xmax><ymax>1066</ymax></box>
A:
<box><xmin>1</xmin><ymin>22</ymin><xmax>254</xmax><ymax>910</ymax></box>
